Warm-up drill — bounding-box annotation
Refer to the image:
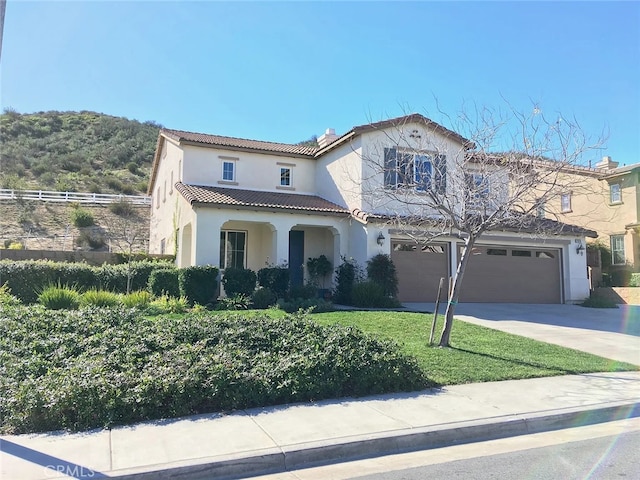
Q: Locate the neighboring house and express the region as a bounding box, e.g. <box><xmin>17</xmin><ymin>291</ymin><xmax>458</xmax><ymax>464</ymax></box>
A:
<box><xmin>148</xmin><ymin>114</ymin><xmax>594</xmax><ymax>304</ymax></box>
<box><xmin>543</xmin><ymin>156</ymin><xmax>640</xmax><ymax>282</ymax></box>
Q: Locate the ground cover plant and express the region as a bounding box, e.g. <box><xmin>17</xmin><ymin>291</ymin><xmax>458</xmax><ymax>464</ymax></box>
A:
<box><xmin>311</xmin><ymin>311</ymin><xmax>638</xmax><ymax>385</ymax></box>
<box><xmin>0</xmin><ymin>305</ymin><xmax>428</xmax><ymax>434</ymax></box>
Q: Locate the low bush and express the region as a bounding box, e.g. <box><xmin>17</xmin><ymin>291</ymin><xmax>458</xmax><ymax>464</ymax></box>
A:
<box><xmin>333</xmin><ymin>257</ymin><xmax>361</xmax><ymax>305</ymax></box>
<box><xmin>149</xmin><ymin>295</ymin><xmax>189</xmax><ymax>314</ymax></box>
<box><xmin>222</xmin><ymin>267</ymin><xmax>257</xmax><ymax>297</ymax></box>
<box><xmin>257</xmin><ymin>266</ymin><xmax>289</xmax><ymax>299</ymax></box>
<box><xmin>38</xmin><ymin>284</ymin><xmax>81</xmax><ymax>310</ymax></box>
<box><xmin>81</xmin><ymin>289</ymin><xmax>121</xmax><ymax>308</ymax></box>
<box><xmin>366</xmin><ymin>254</ymin><xmax>399</xmax><ymax>298</ymax></box>
<box><xmin>288</xmin><ymin>283</ymin><xmax>317</xmax><ymax>300</ymax></box>
<box><xmin>148</xmin><ymin>268</ymin><xmax>180</xmax><ymax>298</ymax></box>
<box><xmin>252</xmin><ymin>287</ymin><xmax>277</xmax><ymax>309</ymax></box>
<box><xmin>351</xmin><ymin>281</ymin><xmax>401</xmax><ymax>308</ymax></box>
<box><xmin>178</xmin><ymin>265</ymin><xmax>219</xmax><ymax>306</ymax></box>
<box><xmin>0</xmin><ymin>307</ymin><xmax>428</xmax><ymax>434</ymax></box>
<box><xmin>121</xmin><ymin>290</ymin><xmax>153</xmax><ymax>308</ymax></box>
<box><xmin>70</xmin><ymin>207</ymin><xmax>94</xmax><ymax>227</ymax></box>
<box><xmin>277</xmin><ymin>297</ymin><xmax>335</xmax><ymax>313</ymax></box>
<box><xmin>580</xmin><ymin>294</ymin><xmax>619</xmax><ymax>309</ymax></box>
<box><xmin>629</xmin><ymin>273</ymin><xmax>640</xmax><ymax>287</ymax></box>
<box><xmin>215</xmin><ymin>293</ymin><xmax>252</xmax><ymax>311</ymax></box>
<box><xmin>108</xmin><ymin>199</ymin><xmax>135</xmax><ymax>217</ymax></box>
<box><xmin>0</xmin><ymin>284</ymin><xmax>21</xmax><ymax>307</ymax></box>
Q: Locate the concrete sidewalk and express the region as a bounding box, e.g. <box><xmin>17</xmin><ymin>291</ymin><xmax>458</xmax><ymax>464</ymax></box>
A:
<box><xmin>2</xmin><ymin>372</ymin><xmax>640</xmax><ymax>480</ymax></box>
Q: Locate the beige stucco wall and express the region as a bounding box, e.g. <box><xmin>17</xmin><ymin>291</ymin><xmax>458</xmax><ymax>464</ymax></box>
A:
<box><xmin>149</xmin><ymin>138</ymin><xmax>186</xmax><ymax>255</ymax></box>
<box><xmin>359</xmin><ymin>123</ymin><xmax>467</xmax><ymax>216</ymax></box>
<box><xmin>182</xmin><ymin>145</ymin><xmax>317</xmax><ymax>195</ymax></box>
<box><xmin>315</xmin><ymin>137</ymin><xmax>363</xmax><ymax>211</ymax></box>
<box><xmin>548</xmin><ymin>170</ymin><xmax>639</xmax><ymax>267</ymax></box>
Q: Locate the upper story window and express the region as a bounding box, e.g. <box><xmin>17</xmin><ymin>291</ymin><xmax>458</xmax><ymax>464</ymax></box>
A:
<box><xmin>280</xmin><ymin>167</ymin><xmax>291</xmax><ymax>186</ymax></box>
<box><xmin>222</xmin><ymin>160</ymin><xmax>235</xmax><ymax>182</ymax></box>
<box><xmin>560</xmin><ymin>193</ymin><xmax>572</xmax><ymax>212</ymax></box>
<box><xmin>610</xmin><ymin>183</ymin><xmax>621</xmax><ymax>204</ymax></box>
<box><xmin>383</xmin><ymin>147</ymin><xmax>446</xmax><ymax>194</ymax></box>
<box><xmin>465</xmin><ymin>173</ymin><xmax>489</xmax><ymax>205</ymax></box>
<box><xmin>611</xmin><ymin>234</ymin><xmax>625</xmax><ymax>265</ymax></box>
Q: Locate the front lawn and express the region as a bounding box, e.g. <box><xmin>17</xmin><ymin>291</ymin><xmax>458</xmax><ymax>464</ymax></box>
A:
<box><xmin>312</xmin><ymin>311</ymin><xmax>637</xmax><ymax>385</ymax></box>
<box><xmin>1</xmin><ymin>306</ymin><xmax>635</xmax><ymax>435</ymax></box>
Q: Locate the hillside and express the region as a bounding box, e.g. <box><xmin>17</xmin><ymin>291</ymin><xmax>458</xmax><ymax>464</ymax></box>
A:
<box><xmin>0</xmin><ymin>110</ymin><xmax>161</xmax><ymax>194</ymax></box>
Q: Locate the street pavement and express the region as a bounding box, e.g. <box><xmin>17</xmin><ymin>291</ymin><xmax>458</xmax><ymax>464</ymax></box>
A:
<box><xmin>1</xmin><ymin>304</ymin><xmax>639</xmax><ymax>480</ymax></box>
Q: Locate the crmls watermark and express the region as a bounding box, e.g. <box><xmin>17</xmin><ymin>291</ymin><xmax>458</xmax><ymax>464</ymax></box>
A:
<box><xmin>45</xmin><ymin>464</ymin><xmax>96</xmax><ymax>478</ymax></box>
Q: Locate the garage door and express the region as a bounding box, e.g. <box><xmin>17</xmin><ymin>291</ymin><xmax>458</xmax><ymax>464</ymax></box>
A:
<box><xmin>391</xmin><ymin>241</ymin><xmax>449</xmax><ymax>302</ymax></box>
<box><xmin>459</xmin><ymin>245</ymin><xmax>562</xmax><ymax>303</ymax></box>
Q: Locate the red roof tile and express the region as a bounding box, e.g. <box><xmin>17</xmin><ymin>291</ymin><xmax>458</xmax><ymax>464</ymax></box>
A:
<box><xmin>175</xmin><ymin>183</ymin><xmax>349</xmax><ymax>215</ymax></box>
<box><xmin>162</xmin><ymin>129</ymin><xmax>318</xmax><ymax>157</ymax></box>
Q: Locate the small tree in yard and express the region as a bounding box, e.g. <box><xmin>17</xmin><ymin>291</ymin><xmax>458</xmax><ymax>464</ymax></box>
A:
<box><xmin>360</xmin><ymin>103</ymin><xmax>602</xmax><ymax>347</ymax></box>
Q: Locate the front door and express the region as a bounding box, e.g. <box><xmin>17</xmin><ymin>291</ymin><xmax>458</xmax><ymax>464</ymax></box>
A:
<box><xmin>289</xmin><ymin>230</ymin><xmax>305</xmax><ymax>288</ymax></box>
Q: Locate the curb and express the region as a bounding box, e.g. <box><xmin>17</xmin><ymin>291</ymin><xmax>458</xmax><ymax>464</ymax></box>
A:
<box><xmin>110</xmin><ymin>400</ymin><xmax>640</xmax><ymax>480</ymax></box>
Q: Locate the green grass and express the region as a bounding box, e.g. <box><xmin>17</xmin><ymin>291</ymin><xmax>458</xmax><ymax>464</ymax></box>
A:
<box><xmin>310</xmin><ymin>311</ymin><xmax>638</xmax><ymax>386</ymax></box>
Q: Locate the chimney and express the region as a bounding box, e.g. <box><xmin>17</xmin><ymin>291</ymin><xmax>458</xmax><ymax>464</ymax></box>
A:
<box><xmin>595</xmin><ymin>156</ymin><xmax>619</xmax><ymax>170</ymax></box>
<box><xmin>317</xmin><ymin>128</ymin><xmax>338</xmax><ymax>148</ymax></box>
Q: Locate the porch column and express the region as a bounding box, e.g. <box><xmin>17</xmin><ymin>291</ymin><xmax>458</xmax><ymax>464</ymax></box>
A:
<box><xmin>269</xmin><ymin>219</ymin><xmax>298</xmax><ymax>267</ymax></box>
<box><xmin>193</xmin><ymin>211</ymin><xmax>225</xmax><ymax>267</ymax></box>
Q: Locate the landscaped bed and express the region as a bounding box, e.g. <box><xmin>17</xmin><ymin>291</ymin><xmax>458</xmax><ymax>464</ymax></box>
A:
<box><xmin>1</xmin><ymin>306</ymin><xmax>636</xmax><ymax>435</ymax></box>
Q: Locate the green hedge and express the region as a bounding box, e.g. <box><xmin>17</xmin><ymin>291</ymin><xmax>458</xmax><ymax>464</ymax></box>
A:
<box><xmin>178</xmin><ymin>265</ymin><xmax>219</xmax><ymax>305</ymax></box>
<box><xmin>257</xmin><ymin>267</ymin><xmax>289</xmax><ymax>299</ymax></box>
<box><xmin>0</xmin><ymin>260</ymin><xmax>174</xmax><ymax>303</ymax></box>
<box><xmin>148</xmin><ymin>268</ymin><xmax>180</xmax><ymax>298</ymax></box>
<box><xmin>0</xmin><ymin>306</ymin><xmax>430</xmax><ymax>434</ymax></box>
<box><xmin>222</xmin><ymin>267</ymin><xmax>257</xmax><ymax>297</ymax></box>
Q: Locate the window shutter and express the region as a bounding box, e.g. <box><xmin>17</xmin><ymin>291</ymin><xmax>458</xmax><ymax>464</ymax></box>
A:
<box><xmin>384</xmin><ymin>147</ymin><xmax>397</xmax><ymax>187</ymax></box>
<box><xmin>434</xmin><ymin>154</ymin><xmax>446</xmax><ymax>194</ymax></box>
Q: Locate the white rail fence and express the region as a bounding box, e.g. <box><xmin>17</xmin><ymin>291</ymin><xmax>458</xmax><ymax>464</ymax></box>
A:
<box><xmin>0</xmin><ymin>189</ymin><xmax>152</xmax><ymax>205</ymax></box>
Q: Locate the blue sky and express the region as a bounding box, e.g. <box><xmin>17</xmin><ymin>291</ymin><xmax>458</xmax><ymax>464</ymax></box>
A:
<box><xmin>1</xmin><ymin>1</ymin><xmax>639</xmax><ymax>165</ymax></box>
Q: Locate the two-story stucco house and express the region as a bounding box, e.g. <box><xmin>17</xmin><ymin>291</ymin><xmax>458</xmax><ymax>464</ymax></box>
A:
<box><xmin>148</xmin><ymin>114</ymin><xmax>594</xmax><ymax>304</ymax></box>
<box><xmin>544</xmin><ymin>156</ymin><xmax>640</xmax><ymax>281</ymax></box>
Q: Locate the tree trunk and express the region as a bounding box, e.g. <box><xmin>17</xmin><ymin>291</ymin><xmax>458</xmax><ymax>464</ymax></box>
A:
<box><xmin>439</xmin><ymin>236</ymin><xmax>475</xmax><ymax>347</ymax></box>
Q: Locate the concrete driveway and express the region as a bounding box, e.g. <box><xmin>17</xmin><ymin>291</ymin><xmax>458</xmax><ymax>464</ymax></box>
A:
<box><xmin>403</xmin><ymin>303</ymin><xmax>640</xmax><ymax>366</ymax></box>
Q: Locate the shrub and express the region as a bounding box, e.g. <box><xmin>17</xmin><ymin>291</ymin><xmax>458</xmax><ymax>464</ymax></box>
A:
<box><xmin>306</xmin><ymin>255</ymin><xmax>332</xmax><ymax>288</ymax></box>
<box><xmin>366</xmin><ymin>254</ymin><xmax>399</xmax><ymax>298</ymax></box>
<box><xmin>149</xmin><ymin>295</ymin><xmax>189</xmax><ymax>314</ymax></box>
<box><xmin>108</xmin><ymin>199</ymin><xmax>135</xmax><ymax>217</ymax></box>
<box><xmin>0</xmin><ymin>309</ymin><xmax>428</xmax><ymax>434</ymax></box>
<box><xmin>126</xmin><ymin>162</ymin><xmax>138</xmax><ymax>174</ymax></box>
<box><xmin>75</xmin><ymin>231</ymin><xmax>105</xmax><ymax>250</ymax></box>
<box><xmin>333</xmin><ymin>257</ymin><xmax>362</xmax><ymax>305</ymax></box>
<box><xmin>580</xmin><ymin>294</ymin><xmax>619</xmax><ymax>309</ymax></box>
<box><xmin>351</xmin><ymin>281</ymin><xmax>384</xmax><ymax>308</ymax></box>
<box><xmin>277</xmin><ymin>297</ymin><xmax>335</xmax><ymax>313</ymax></box>
<box><xmin>222</xmin><ymin>267</ymin><xmax>257</xmax><ymax>297</ymax></box>
<box><xmin>7</xmin><ymin>242</ymin><xmax>24</xmax><ymax>250</ymax></box>
<box><xmin>70</xmin><ymin>207</ymin><xmax>94</xmax><ymax>227</ymax></box>
<box><xmin>178</xmin><ymin>265</ymin><xmax>219</xmax><ymax>305</ymax></box>
<box><xmin>148</xmin><ymin>268</ymin><xmax>180</xmax><ymax>298</ymax></box>
<box><xmin>629</xmin><ymin>273</ymin><xmax>640</xmax><ymax>287</ymax></box>
<box><xmin>121</xmin><ymin>290</ymin><xmax>153</xmax><ymax>308</ymax></box>
<box><xmin>257</xmin><ymin>266</ymin><xmax>290</xmax><ymax>298</ymax></box>
<box><xmin>215</xmin><ymin>293</ymin><xmax>252</xmax><ymax>311</ymax></box>
<box><xmin>0</xmin><ymin>284</ymin><xmax>21</xmax><ymax>306</ymax></box>
<box><xmin>81</xmin><ymin>289</ymin><xmax>121</xmax><ymax>307</ymax></box>
<box><xmin>38</xmin><ymin>284</ymin><xmax>81</xmax><ymax>310</ymax></box>
<box><xmin>252</xmin><ymin>287</ymin><xmax>277</xmax><ymax>309</ymax></box>
<box><xmin>98</xmin><ymin>261</ymin><xmax>171</xmax><ymax>294</ymax></box>
<box><xmin>288</xmin><ymin>283</ymin><xmax>317</xmax><ymax>300</ymax></box>
<box><xmin>608</xmin><ymin>269</ymin><xmax>632</xmax><ymax>287</ymax></box>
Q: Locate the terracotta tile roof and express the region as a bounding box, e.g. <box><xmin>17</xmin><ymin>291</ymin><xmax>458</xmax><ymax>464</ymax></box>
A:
<box><xmin>162</xmin><ymin>129</ymin><xmax>318</xmax><ymax>157</ymax></box>
<box><xmin>175</xmin><ymin>183</ymin><xmax>349</xmax><ymax>215</ymax></box>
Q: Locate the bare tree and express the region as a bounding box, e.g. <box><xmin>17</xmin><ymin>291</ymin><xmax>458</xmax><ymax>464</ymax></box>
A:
<box><xmin>106</xmin><ymin>201</ymin><xmax>148</xmax><ymax>294</ymax></box>
<box><xmin>360</xmin><ymin>103</ymin><xmax>602</xmax><ymax>347</ymax></box>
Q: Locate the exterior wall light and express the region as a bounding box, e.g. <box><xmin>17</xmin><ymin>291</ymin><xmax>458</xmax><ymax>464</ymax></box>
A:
<box><xmin>376</xmin><ymin>232</ymin><xmax>386</xmax><ymax>246</ymax></box>
<box><xmin>576</xmin><ymin>241</ymin><xmax>585</xmax><ymax>256</ymax></box>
